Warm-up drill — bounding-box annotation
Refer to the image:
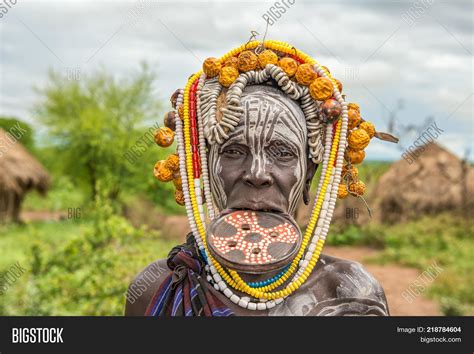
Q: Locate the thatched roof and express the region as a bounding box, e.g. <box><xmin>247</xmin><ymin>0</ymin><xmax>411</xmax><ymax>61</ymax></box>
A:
<box><xmin>0</xmin><ymin>128</ymin><xmax>50</xmax><ymax>195</ymax></box>
<box><xmin>295</xmin><ymin>142</ymin><xmax>474</xmax><ymax>227</ymax></box>
<box><xmin>367</xmin><ymin>142</ymin><xmax>473</xmax><ymax>223</ymax></box>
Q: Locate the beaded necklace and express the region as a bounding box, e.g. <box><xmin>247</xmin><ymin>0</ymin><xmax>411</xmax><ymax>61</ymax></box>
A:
<box><xmin>153</xmin><ymin>39</ymin><xmax>385</xmax><ymax>310</ymax></box>
<box><xmin>181</xmin><ymin>41</ymin><xmax>346</xmax><ymax>308</ymax></box>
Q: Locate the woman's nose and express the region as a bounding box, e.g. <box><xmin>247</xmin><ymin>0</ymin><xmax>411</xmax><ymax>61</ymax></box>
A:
<box><xmin>243</xmin><ymin>169</ymin><xmax>274</xmax><ymax>188</ymax></box>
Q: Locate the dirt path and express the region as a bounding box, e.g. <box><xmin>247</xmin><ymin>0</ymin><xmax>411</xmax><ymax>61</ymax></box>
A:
<box><xmin>324</xmin><ymin>246</ymin><xmax>440</xmax><ymax>316</ymax></box>
<box><xmin>21</xmin><ymin>210</ymin><xmax>67</xmax><ymax>222</ymax></box>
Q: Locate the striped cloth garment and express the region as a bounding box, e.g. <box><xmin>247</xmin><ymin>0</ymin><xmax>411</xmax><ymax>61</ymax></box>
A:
<box><xmin>145</xmin><ymin>234</ymin><xmax>233</xmax><ymax>317</ymax></box>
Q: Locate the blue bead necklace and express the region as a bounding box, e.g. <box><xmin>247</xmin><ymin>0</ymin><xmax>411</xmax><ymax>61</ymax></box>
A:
<box><xmin>247</xmin><ymin>264</ymin><xmax>291</xmax><ymax>288</ymax></box>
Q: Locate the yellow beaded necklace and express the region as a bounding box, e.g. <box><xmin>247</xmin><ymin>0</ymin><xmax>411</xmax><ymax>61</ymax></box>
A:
<box><xmin>181</xmin><ymin>40</ymin><xmax>342</xmax><ymax>300</ymax></box>
<box><xmin>152</xmin><ymin>38</ymin><xmax>397</xmax><ymax>309</ymax></box>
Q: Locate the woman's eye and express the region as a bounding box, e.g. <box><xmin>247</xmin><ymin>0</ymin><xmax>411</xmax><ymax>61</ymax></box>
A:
<box><xmin>266</xmin><ymin>143</ymin><xmax>295</xmax><ymax>160</ymax></box>
<box><xmin>280</xmin><ymin>151</ymin><xmax>294</xmax><ymax>157</ymax></box>
<box><xmin>224</xmin><ymin>148</ymin><xmax>244</xmax><ymax>156</ymax></box>
<box><xmin>270</xmin><ymin>147</ymin><xmax>294</xmax><ymax>159</ymax></box>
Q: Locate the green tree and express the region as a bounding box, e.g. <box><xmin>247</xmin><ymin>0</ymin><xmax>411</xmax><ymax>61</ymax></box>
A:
<box><xmin>0</xmin><ymin>117</ymin><xmax>35</xmax><ymax>151</ymax></box>
<box><xmin>34</xmin><ymin>63</ymin><xmax>161</xmax><ymax>201</ymax></box>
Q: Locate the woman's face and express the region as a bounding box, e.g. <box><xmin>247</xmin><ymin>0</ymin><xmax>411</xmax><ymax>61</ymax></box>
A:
<box><xmin>208</xmin><ymin>85</ymin><xmax>313</xmax><ymax>216</ymax></box>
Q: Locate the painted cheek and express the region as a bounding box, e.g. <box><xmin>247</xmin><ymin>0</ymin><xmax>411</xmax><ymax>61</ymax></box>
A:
<box><xmin>220</xmin><ymin>158</ymin><xmax>248</xmax><ymax>188</ymax></box>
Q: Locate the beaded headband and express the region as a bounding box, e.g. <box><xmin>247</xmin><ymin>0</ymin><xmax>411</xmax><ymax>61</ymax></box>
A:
<box><xmin>152</xmin><ymin>40</ymin><xmax>396</xmax><ymax>310</ymax></box>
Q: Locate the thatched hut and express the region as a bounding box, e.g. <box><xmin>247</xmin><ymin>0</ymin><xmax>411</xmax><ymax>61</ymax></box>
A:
<box><xmin>295</xmin><ymin>142</ymin><xmax>473</xmax><ymax>227</ymax></box>
<box><xmin>367</xmin><ymin>143</ymin><xmax>473</xmax><ymax>224</ymax></box>
<box><xmin>0</xmin><ymin>128</ymin><xmax>50</xmax><ymax>223</ymax></box>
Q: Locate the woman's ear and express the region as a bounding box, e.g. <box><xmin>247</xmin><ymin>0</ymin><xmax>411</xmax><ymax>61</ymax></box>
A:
<box><xmin>303</xmin><ymin>160</ymin><xmax>318</xmax><ymax>205</ymax></box>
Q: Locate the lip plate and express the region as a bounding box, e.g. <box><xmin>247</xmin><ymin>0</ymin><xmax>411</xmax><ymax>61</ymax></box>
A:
<box><xmin>207</xmin><ymin>210</ymin><xmax>302</xmax><ymax>274</ymax></box>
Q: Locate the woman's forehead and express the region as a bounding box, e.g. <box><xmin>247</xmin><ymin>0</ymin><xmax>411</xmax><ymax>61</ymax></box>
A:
<box><xmin>224</xmin><ymin>87</ymin><xmax>307</xmax><ymax>146</ymax></box>
<box><xmin>240</xmin><ymin>85</ymin><xmax>305</xmax><ymax>122</ymax></box>
<box><xmin>226</xmin><ymin>120</ymin><xmax>305</xmax><ymax>147</ymax></box>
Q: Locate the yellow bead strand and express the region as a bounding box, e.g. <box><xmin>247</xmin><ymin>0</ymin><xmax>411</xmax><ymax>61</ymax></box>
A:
<box><xmin>182</xmin><ymin>41</ymin><xmax>344</xmax><ymax>299</ymax></box>
<box><xmin>227</xmin><ymin>122</ymin><xmax>342</xmax><ymax>298</ymax></box>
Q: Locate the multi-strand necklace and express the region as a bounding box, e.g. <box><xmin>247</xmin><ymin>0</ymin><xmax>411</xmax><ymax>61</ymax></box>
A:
<box><xmin>171</xmin><ymin>40</ymin><xmax>349</xmax><ymax>310</ymax></box>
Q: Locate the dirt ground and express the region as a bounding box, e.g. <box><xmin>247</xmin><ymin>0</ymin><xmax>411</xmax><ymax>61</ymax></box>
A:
<box><xmin>21</xmin><ymin>210</ymin><xmax>67</xmax><ymax>222</ymax></box>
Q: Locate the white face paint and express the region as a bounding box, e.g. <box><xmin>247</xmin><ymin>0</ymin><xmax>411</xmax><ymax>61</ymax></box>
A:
<box><xmin>207</xmin><ymin>85</ymin><xmax>308</xmax><ymax>215</ymax></box>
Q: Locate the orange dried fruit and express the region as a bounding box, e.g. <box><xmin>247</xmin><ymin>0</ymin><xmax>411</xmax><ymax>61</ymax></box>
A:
<box><xmin>309</xmin><ymin>77</ymin><xmax>333</xmax><ymax>101</ymax></box>
<box><xmin>219</xmin><ymin>66</ymin><xmax>239</xmax><ymax>87</ymax></box>
<box><xmin>342</xmin><ymin>165</ymin><xmax>359</xmax><ymax>179</ymax></box>
<box><xmin>164</xmin><ymin>153</ymin><xmax>179</xmax><ymax>171</ymax></box>
<box><xmin>359</xmin><ymin>121</ymin><xmax>375</xmax><ymax>138</ymax></box>
<box><xmin>348</xmin><ymin>109</ymin><xmax>362</xmax><ymax>130</ymax></box>
<box><xmin>337</xmin><ymin>183</ymin><xmax>348</xmax><ymax>199</ymax></box>
<box><xmin>345</xmin><ymin>148</ymin><xmax>365</xmax><ymax>165</ymax></box>
<box><xmin>154</xmin><ymin>160</ymin><xmax>174</xmax><ymax>182</ymax></box>
<box><xmin>348</xmin><ymin>129</ymin><xmax>370</xmax><ymax>151</ymax></box>
<box><xmin>203</xmin><ymin>57</ymin><xmax>221</xmax><ymax>78</ymax></box>
<box><xmin>348</xmin><ymin>102</ymin><xmax>360</xmax><ymax>113</ymax></box>
<box><xmin>238</xmin><ymin>50</ymin><xmax>258</xmax><ymax>72</ymax></box>
<box><xmin>258</xmin><ymin>49</ymin><xmax>278</xmax><ymax>69</ymax></box>
<box><xmin>224</xmin><ymin>56</ymin><xmax>239</xmax><ymax>69</ymax></box>
<box><xmin>349</xmin><ymin>180</ymin><xmax>366</xmax><ymax>196</ymax></box>
<box><xmin>279</xmin><ymin>57</ymin><xmax>298</xmax><ymax>77</ymax></box>
<box><xmin>295</xmin><ymin>63</ymin><xmax>317</xmax><ymax>86</ymax></box>
<box><xmin>154</xmin><ymin>127</ymin><xmax>175</xmax><ymax>147</ymax></box>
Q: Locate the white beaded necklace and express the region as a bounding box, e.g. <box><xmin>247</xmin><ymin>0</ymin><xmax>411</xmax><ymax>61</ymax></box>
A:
<box><xmin>175</xmin><ymin>64</ymin><xmax>348</xmax><ymax>311</ymax></box>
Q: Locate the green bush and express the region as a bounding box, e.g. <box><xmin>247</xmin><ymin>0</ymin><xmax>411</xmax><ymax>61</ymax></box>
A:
<box><xmin>30</xmin><ymin>62</ymin><xmax>181</xmax><ymax>215</ymax></box>
<box><xmin>327</xmin><ymin>225</ymin><xmax>365</xmax><ymax>246</ymax></box>
<box><xmin>23</xmin><ymin>175</ymin><xmax>86</xmax><ymax>212</ymax></box>
<box><xmin>3</xmin><ymin>184</ymin><xmax>175</xmax><ymax>315</ymax></box>
<box><xmin>328</xmin><ymin>223</ymin><xmax>385</xmax><ymax>247</ymax></box>
<box><xmin>0</xmin><ymin>117</ymin><xmax>35</xmax><ymax>151</ymax></box>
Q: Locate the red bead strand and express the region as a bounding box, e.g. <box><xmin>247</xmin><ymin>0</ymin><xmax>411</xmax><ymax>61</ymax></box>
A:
<box><xmin>189</xmin><ymin>80</ymin><xmax>201</xmax><ymax>179</ymax></box>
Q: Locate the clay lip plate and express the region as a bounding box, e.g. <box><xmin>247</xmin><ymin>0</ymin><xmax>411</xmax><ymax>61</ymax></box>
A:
<box><xmin>207</xmin><ymin>209</ymin><xmax>302</xmax><ymax>274</ymax></box>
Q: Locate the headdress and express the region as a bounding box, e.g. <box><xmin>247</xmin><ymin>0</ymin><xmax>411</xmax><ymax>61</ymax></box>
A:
<box><xmin>152</xmin><ymin>40</ymin><xmax>396</xmax><ymax>311</ymax></box>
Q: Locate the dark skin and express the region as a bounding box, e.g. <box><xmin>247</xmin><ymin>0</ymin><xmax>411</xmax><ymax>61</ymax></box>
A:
<box><xmin>126</xmin><ymin>85</ymin><xmax>389</xmax><ymax>316</ymax></box>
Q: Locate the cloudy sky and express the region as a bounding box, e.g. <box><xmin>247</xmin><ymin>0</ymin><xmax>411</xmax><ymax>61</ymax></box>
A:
<box><xmin>0</xmin><ymin>0</ymin><xmax>472</xmax><ymax>160</ymax></box>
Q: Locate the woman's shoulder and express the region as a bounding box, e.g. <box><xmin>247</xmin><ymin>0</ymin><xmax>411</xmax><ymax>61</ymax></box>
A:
<box><xmin>308</xmin><ymin>254</ymin><xmax>389</xmax><ymax>315</ymax></box>
<box><xmin>269</xmin><ymin>254</ymin><xmax>389</xmax><ymax>316</ymax></box>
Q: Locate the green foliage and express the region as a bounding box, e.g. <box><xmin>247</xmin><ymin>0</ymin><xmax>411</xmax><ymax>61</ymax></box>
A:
<box><xmin>327</xmin><ymin>224</ymin><xmax>383</xmax><ymax>247</ymax></box>
<box><xmin>23</xmin><ymin>175</ymin><xmax>86</xmax><ymax>212</ymax></box>
<box><xmin>328</xmin><ymin>223</ymin><xmax>385</xmax><ymax>247</ymax></box>
<box><xmin>121</xmin><ymin>143</ymin><xmax>184</xmax><ymax>216</ymax></box>
<box><xmin>326</xmin><ymin>225</ymin><xmax>364</xmax><ymax>246</ymax></box>
<box><xmin>0</xmin><ymin>183</ymin><xmax>176</xmax><ymax>315</ymax></box>
<box><xmin>0</xmin><ymin>220</ymin><xmax>84</xmax><ymax>270</ymax></box>
<box><xmin>34</xmin><ymin>63</ymin><xmax>162</xmax><ymax>201</ymax></box>
<box><xmin>440</xmin><ymin>297</ymin><xmax>464</xmax><ymax>316</ymax></box>
<box><xmin>0</xmin><ymin>219</ymin><xmax>87</xmax><ymax>315</ymax></box>
<box><xmin>0</xmin><ymin>116</ymin><xmax>35</xmax><ymax>151</ymax></box>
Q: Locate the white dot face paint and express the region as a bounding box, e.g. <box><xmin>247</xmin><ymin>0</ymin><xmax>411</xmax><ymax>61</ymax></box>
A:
<box><xmin>208</xmin><ymin>85</ymin><xmax>308</xmax><ymax>215</ymax></box>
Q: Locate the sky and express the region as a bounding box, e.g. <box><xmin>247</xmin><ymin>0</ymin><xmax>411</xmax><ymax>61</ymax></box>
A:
<box><xmin>0</xmin><ymin>0</ymin><xmax>472</xmax><ymax>161</ymax></box>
